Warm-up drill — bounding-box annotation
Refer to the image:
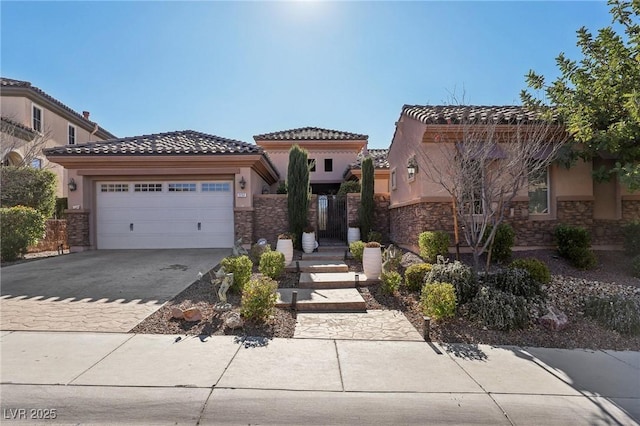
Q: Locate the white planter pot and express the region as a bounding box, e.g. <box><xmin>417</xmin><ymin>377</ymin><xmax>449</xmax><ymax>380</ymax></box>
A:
<box><xmin>363</xmin><ymin>246</ymin><xmax>382</xmax><ymax>279</ymax></box>
<box><xmin>302</xmin><ymin>232</ymin><xmax>316</xmax><ymax>254</ymax></box>
<box><xmin>276</xmin><ymin>239</ymin><xmax>294</xmax><ymax>265</ymax></box>
<box><xmin>347</xmin><ymin>227</ymin><xmax>361</xmax><ymax>245</ymax></box>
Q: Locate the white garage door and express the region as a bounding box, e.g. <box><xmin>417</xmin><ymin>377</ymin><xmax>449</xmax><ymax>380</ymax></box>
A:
<box><xmin>96</xmin><ymin>181</ymin><xmax>234</xmax><ymax>249</ymax></box>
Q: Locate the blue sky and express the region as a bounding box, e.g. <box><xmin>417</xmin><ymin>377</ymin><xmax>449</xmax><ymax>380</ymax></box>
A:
<box><xmin>2</xmin><ymin>1</ymin><xmax>611</xmax><ymax>149</ymax></box>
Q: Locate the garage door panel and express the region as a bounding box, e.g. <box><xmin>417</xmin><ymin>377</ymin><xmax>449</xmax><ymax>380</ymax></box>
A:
<box><xmin>96</xmin><ymin>181</ymin><xmax>234</xmax><ymax>249</ymax></box>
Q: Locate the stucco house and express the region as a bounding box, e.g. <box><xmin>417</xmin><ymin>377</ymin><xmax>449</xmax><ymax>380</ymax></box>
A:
<box><xmin>1</xmin><ymin>77</ymin><xmax>116</xmax><ymax>197</ymax></box>
<box><xmin>344</xmin><ymin>148</ymin><xmax>390</xmax><ymax>194</ymax></box>
<box><xmin>387</xmin><ymin>104</ymin><xmax>640</xmax><ymax>251</ymax></box>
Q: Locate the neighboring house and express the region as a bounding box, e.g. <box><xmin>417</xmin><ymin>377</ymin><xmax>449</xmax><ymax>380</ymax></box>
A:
<box><xmin>344</xmin><ymin>148</ymin><xmax>390</xmax><ymax>194</ymax></box>
<box><xmin>1</xmin><ymin>77</ymin><xmax>115</xmax><ymax>197</ymax></box>
<box><xmin>43</xmin><ymin>130</ymin><xmax>279</xmax><ymax>251</ymax></box>
<box><xmin>387</xmin><ymin>104</ymin><xmax>639</xmax><ymax>250</ymax></box>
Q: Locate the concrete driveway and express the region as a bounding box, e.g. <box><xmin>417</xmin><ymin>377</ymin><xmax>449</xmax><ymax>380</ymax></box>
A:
<box><xmin>0</xmin><ymin>249</ymin><xmax>229</xmax><ymax>332</ymax></box>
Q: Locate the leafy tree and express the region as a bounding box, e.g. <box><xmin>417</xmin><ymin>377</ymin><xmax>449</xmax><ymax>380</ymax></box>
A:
<box><xmin>287</xmin><ymin>144</ymin><xmax>310</xmax><ymax>248</ymax></box>
<box><xmin>359</xmin><ymin>156</ymin><xmax>374</xmax><ymax>241</ymax></box>
<box><xmin>0</xmin><ymin>166</ymin><xmax>57</xmax><ymax>218</ymax></box>
<box><xmin>521</xmin><ymin>0</ymin><xmax>640</xmax><ymax>190</ymax></box>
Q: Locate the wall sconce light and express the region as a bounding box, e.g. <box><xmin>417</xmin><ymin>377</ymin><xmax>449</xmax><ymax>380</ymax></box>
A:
<box><xmin>68</xmin><ymin>178</ymin><xmax>77</xmax><ymax>192</ymax></box>
<box><xmin>239</xmin><ymin>176</ymin><xmax>246</xmax><ymax>190</ymax></box>
<box><xmin>407</xmin><ymin>157</ymin><xmax>418</xmax><ymax>178</ymax></box>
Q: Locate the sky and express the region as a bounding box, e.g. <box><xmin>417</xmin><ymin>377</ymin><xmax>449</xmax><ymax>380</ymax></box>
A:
<box><xmin>1</xmin><ymin>1</ymin><xmax>612</xmax><ymax>149</ymax></box>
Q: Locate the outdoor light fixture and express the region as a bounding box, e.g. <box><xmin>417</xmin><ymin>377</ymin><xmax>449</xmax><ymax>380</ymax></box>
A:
<box><xmin>407</xmin><ymin>157</ymin><xmax>418</xmax><ymax>178</ymax></box>
<box><xmin>68</xmin><ymin>178</ymin><xmax>77</xmax><ymax>192</ymax></box>
<box><xmin>239</xmin><ymin>176</ymin><xmax>246</xmax><ymax>190</ymax></box>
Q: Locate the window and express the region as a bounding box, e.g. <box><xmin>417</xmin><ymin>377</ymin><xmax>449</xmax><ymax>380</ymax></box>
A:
<box><xmin>308</xmin><ymin>159</ymin><xmax>316</xmax><ymax>172</ymax></box>
<box><xmin>168</xmin><ymin>183</ymin><xmax>196</xmax><ymax>192</ymax></box>
<box><xmin>324</xmin><ymin>158</ymin><xmax>333</xmax><ymax>172</ymax></box>
<box><xmin>101</xmin><ymin>183</ymin><xmax>129</xmax><ymax>192</ymax></box>
<box><xmin>30</xmin><ymin>158</ymin><xmax>42</xmax><ymax>169</ymax></box>
<box><xmin>134</xmin><ymin>183</ymin><xmax>163</xmax><ymax>192</ymax></box>
<box><xmin>391</xmin><ymin>169</ymin><xmax>397</xmax><ymax>190</ymax></box>
<box><xmin>202</xmin><ymin>182</ymin><xmax>230</xmax><ymax>192</ymax></box>
<box><xmin>68</xmin><ymin>124</ymin><xmax>76</xmax><ymax>145</ymax></box>
<box><xmin>529</xmin><ymin>166</ymin><xmax>549</xmax><ymax>214</ymax></box>
<box><xmin>32</xmin><ymin>104</ymin><xmax>43</xmax><ymax>133</ymax></box>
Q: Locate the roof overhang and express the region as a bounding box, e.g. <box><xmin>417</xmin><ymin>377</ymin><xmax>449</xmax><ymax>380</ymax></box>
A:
<box><xmin>255</xmin><ymin>139</ymin><xmax>367</xmax><ymax>152</ymax></box>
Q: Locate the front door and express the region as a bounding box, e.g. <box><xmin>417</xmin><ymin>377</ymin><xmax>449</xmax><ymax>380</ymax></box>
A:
<box><xmin>318</xmin><ymin>195</ymin><xmax>347</xmax><ymax>243</ymax></box>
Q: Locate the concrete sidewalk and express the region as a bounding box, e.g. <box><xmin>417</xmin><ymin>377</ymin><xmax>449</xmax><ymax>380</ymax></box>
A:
<box><xmin>1</xmin><ymin>331</ymin><xmax>638</xmax><ymax>425</ymax></box>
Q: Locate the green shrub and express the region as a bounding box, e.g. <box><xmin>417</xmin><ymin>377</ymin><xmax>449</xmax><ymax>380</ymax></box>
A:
<box><xmin>54</xmin><ymin>197</ymin><xmax>68</xmax><ymax>219</ymax></box>
<box><xmin>241</xmin><ymin>276</ymin><xmax>278</xmax><ymax>322</ymax></box>
<box><xmin>426</xmin><ymin>260</ymin><xmax>477</xmax><ymax>304</ymax></box>
<box><xmin>338</xmin><ymin>181</ymin><xmax>360</xmax><ymax>195</ymax></box>
<box><xmin>249</xmin><ymin>242</ymin><xmax>271</xmax><ymax>264</ymax></box>
<box><xmin>0</xmin><ymin>206</ymin><xmax>46</xmax><ymax>261</ymax></box>
<box><xmin>349</xmin><ymin>240</ymin><xmax>365</xmax><ymax>262</ymax></box>
<box><xmin>483</xmin><ymin>268</ymin><xmax>545</xmax><ymax>300</ymax></box>
<box><xmin>584</xmin><ymin>296</ymin><xmax>640</xmax><ymax>336</ymax></box>
<box><xmin>554</xmin><ymin>224</ymin><xmax>596</xmax><ymax>269</ymax></box>
<box><xmin>405</xmin><ymin>263</ymin><xmax>432</xmax><ymax>292</ymax></box>
<box><xmin>418</xmin><ymin>231</ymin><xmax>450</xmax><ymax>263</ymax></box>
<box><xmin>633</xmin><ymin>255</ymin><xmax>640</xmax><ymax>278</ymax></box>
<box><xmin>287</xmin><ymin>145</ymin><xmax>311</xmax><ymax>249</ymax></box>
<box><xmin>359</xmin><ymin>157</ymin><xmax>375</xmax><ymax>240</ymax></box>
<box><xmin>421</xmin><ymin>282</ymin><xmax>457</xmax><ymax>320</ymax></box>
<box><xmin>220</xmin><ymin>255</ymin><xmax>253</xmax><ymax>292</ymax></box>
<box><xmin>259</xmin><ymin>250</ymin><xmax>285</xmax><ymax>279</ymax></box>
<box><xmin>276</xmin><ymin>181</ymin><xmax>288</xmax><ymax>194</ymax></box>
<box><xmin>0</xmin><ymin>167</ymin><xmax>57</xmax><ymax>217</ymax></box>
<box><xmin>487</xmin><ymin>223</ymin><xmax>515</xmax><ymax>264</ymax></box>
<box><xmin>566</xmin><ymin>246</ymin><xmax>598</xmax><ymax>270</ymax></box>
<box><xmin>623</xmin><ymin>220</ymin><xmax>640</xmax><ymax>256</ymax></box>
<box><xmin>381</xmin><ymin>271</ymin><xmax>402</xmax><ymax>294</ymax></box>
<box><xmin>509</xmin><ymin>258</ymin><xmax>551</xmax><ymax>284</ymax></box>
<box><xmin>469</xmin><ymin>286</ymin><xmax>530</xmax><ymax>331</ymax></box>
<box><xmin>368</xmin><ymin>231</ymin><xmax>383</xmax><ymax>244</ymax></box>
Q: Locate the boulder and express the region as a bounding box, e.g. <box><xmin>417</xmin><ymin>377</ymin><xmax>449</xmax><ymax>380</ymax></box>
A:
<box><xmin>171</xmin><ymin>307</ymin><xmax>184</xmax><ymax>320</ymax></box>
<box><xmin>182</xmin><ymin>308</ymin><xmax>202</xmax><ymax>322</ymax></box>
<box><xmin>225</xmin><ymin>312</ymin><xmax>244</xmax><ymax>330</ymax></box>
<box><xmin>539</xmin><ymin>306</ymin><xmax>568</xmax><ymax>331</ymax></box>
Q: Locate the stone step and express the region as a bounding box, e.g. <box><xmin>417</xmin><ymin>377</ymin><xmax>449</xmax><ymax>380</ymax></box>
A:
<box><xmin>285</xmin><ymin>260</ymin><xmax>349</xmax><ymax>273</ymax></box>
<box><xmin>276</xmin><ymin>288</ymin><xmax>366</xmax><ymax>312</ymax></box>
<box><xmin>317</xmin><ymin>245</ymin><xmax>348</xmax><ymax>252</ymax></box>
<box><xmin>301</xmin><ymin>250</ymin><xmax>346</xmax><ymax>261</ymax></box>
<box><xmin>298</xmin><ymin>272</ymin><xmax>379</xmax><ymax>289</ymax></box>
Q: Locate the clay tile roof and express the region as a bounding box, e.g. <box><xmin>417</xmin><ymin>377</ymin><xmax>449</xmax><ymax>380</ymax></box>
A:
<box><xmin>350</xmin><ymin>149</ymin><xmax>389</xmax><ymax>169</ymax></box>
<box><xmin>1</xmin><ymin>116</ymin><xmax>38</xmax><ymax>138</ymax></box>
<box><xmin>43</xmin><ymin>130</ymin><xmax>264</xmax><ymax>156</ymax></box>
<box><xmin>254</xmin><ymin>126</ymin><xmax>368</xmax><ymax>141</ymax></box>
<box><xmin>1</xmin><ymin>77</ymin><xmax>116</xmax><ymax>139</ymax></box>
<box><xmin>402</xmin><ymin>105</ymin><xmax>559</xmax><ymax>125</ymax></box>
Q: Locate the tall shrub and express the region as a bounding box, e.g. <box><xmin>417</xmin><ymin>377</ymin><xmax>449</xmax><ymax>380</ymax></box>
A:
<box><xmin>287</xmin><ymin>145</ymin><xmax>310</xmax><ymax>248</ymax></box>
<box><xmin>0</xmin><ymin>167</ymin><xmax>57</xmax><ymax>218</ymax></box>
<box><xmin>359</xmin><ymin>156</ymin><xmax>374</xmax><ymax>241</ymax></box>
<box><xmin>1</xmin><ymin>206</ymin><xmax>46</xmax><ymax>261</ymax></box>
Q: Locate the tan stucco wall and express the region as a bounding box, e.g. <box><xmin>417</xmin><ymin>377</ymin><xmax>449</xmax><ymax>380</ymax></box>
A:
<box><xmin>265</xmin><ymin>148</ymin><xmax>362</xmax><ymax>185</ymax></box>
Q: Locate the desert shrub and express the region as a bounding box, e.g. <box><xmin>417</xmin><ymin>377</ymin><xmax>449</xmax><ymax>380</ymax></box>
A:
<box><xmin>220</xmin><ymin>255</ymin><xmax>253</xmax><ymax>292</ymax></box>
<box><xmin>54</xmin><ymin>197</ymin><xmax>68</xmax><ymax>219</ymax></box>
<box><xmin>338</xmin><ymin>180</ymin><xmax>361</xmax><ymax>195</ymax></box>
<box><xmin>241</xmin><ymin>276</ymin><xmax>278</xmax><ymax>322</ymax></box>
<box><xmin>421</xmin><ymin>282</ymin><xmax>457</xmax><ymax>320</ymax></box>
<box><xmin>250</xmin><ymin>242</ymin><xmax>271</xmax><ymax>264</ymax></box>
<box><xmin>469</xmin><ymin>286</ymin><xmax>530</xmax><ymax>331</ymax></box>
<box><xmin>623</xmin><ymin>220</ymin><xmax>640</xmax><ymax>256</ymax></box>
<box><xmin>418</xmin><ymin>231</ymin><xmax>449</xmax><ymax>263</ymax></box>
<box><xmin>509</xmin><ymin>258</ymin><xmax>551</xmax><ymax>284</ymax></box>
<box><xmin>368</xmin><ymin>231</ymin><xmax>383</xmax><ymax>244</ymax></box>
<box><xmin>426</xmin><ymin>259</ymin><xmax>477</xmax><ymax>304</ymax></box>
<box><xmin>1</xmin><ymin>206</ymin><xmax>46</xmax><ymax>261</ymax></box>
<box><xmin>633</xmin><ymin>255</ymin><xmax>640</xmax><ymax>278</ymax></box>
<box><xmin>0</xmin><ymin>167</ymin><xmax>57</xmax><ymax>217</ymax></box>
<box><xmin>483</xmin><ymin>268</ymin><xmax>544</xmax><ymax>300</ymax></box>
<box><xmin>486</xmin><ymin>223</ymin><xmax>515</xmax><ymax>264</ymax></box>
<box><xmin>349</xmin><ymin>240</ymin><xmax>365</xmax><ymax>262</ymax></box>
<box><xmin>381</xmin><ymin>271</ymin><xmax>402</xmax><ymax>294</ymax></box>
<box><xmin>259</xmin><ymin>250</ymin><xmax>285</xmax><ymax>279</ymax></box>
<box><xmin>584</xmin><ymin>296</ymin><xmax>640</xmax><ymax>336</ymax></box>
<box><xmin>554</xmin><ymin>224</ymin><xmax>596</xmax><ymax>269</ymax></box>
<box><xmin>405</xmin><ymin>263</ymin><xmax>432</xmax><ymax>292</ymax></box>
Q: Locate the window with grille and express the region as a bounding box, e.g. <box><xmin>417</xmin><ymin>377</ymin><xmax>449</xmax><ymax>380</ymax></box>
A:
<box><xmin>32</xmin><ymin>104</ymin><xmax>43</xmax><ymax>133</ymax></box>
<box><xmin>134</xmin><ymin>183</ymin><xmax>163</xmax><ymax>192</ymax></box>
<box><xmin>101</xmin><ymin>183</ymin><xmax>129</xmax><ymax>192</ymax></box>
<box><xmin>68</xmin><ymin>124</ymin><xmax>76</xmax><ymax>145</ymax></box>
<box><xmin>202</xmin><ymin>183</ymin><xmax>230</xmax><ymax>192</ymax></box>
<box><xmin>168</xmin><ymin>183</ymin><xmax>196</xmax><ymax>192</ymax></box>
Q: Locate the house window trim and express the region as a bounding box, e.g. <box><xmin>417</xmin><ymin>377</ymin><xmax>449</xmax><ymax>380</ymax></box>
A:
<box><xmin>68</xmin><ymin>123</ymin><xmax>77</xmax><ymax>145</ymax></box>
<box><xmin>32</xmin><ymin>103</ymin><xmax>43</xmax><ymax>133</ymax></box>
<box><xmin>324</xmin><ymin>158</ymin><xmax>333</xmax><ymax>173</ymax></box>
<box><xmin>391</xmin><ymin>168</ymin><xmax>397</xmax><ymax>191</ymax></box>
<box><xmin>30</xmin><ymin>158</ymin><xmax>42</xmax><ymax>169</ymax></box>
<box><xmin>528</xmin><ymin>166</ymin><xmax>551</xmax><ymax>217</ymax></box>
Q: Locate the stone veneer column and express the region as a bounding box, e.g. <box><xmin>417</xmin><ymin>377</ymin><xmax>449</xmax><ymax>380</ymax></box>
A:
<box><xmin>234</xmin><ymin>208</ymin><xmax>254</xmax><ymax>246</ymax></box>
<box><xmin>65</xmin><ymin>210</ymin><xmax>90</xmax><ymax>252</ymax></box>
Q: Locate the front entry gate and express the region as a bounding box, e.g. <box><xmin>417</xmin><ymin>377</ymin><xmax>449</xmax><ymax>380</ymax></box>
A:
<box><xmin>318</xmin><ymin>195</ymin><xmax>347</xmax><ymax>243</ymax></box>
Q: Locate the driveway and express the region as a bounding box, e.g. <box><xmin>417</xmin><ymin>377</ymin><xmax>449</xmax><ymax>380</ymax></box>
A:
<box><xmin>1</xmin><ymin>249</ymin><xmax>229</xmax><ymax>332</ymax></box>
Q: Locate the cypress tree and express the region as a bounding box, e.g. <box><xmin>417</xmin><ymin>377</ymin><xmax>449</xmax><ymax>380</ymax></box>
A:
<box><xmin>287</xmin><ymin>144</ymin><xmax>310</xmax><ymax>248</ymax></box>
<box><xmin>359</xmin><ymin>156</ymin><xmax>374</xmax><ymax>241</ymax></box>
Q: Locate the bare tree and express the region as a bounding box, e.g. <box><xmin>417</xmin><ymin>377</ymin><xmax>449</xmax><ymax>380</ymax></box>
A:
<box><xmin>411</xmin><ymin>106</ymin><xmax>568</xmax><ymax>271</ymax></box>
<box><xmin>1</xmin><ymin>116</ymin><xmax>52</xmax><ymax>168</ymax></box>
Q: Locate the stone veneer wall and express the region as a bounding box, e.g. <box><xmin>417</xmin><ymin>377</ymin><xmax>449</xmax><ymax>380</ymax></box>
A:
<box><xmin>252</xmin><ymin>194</ymin><xmax>318</xmax><ymax>246</ymax></box>
<box><xmin>234</xmin><ymin>210</ymin><xmax>253</xmax><ymax>246</ymax></box>
<box><xmin>65</xmin><ymin>210</ymin><xmax>90</xmax><ymax>249</ymax></box>
<box><xmin>346</xmin><ymin>193</ymin><xmax>391</xmax><ymax>242</ymax></box>
<box><xmin>390</xmin><ymin>202</ymin><xmax>454</xmax><ymax>251</ymax></box>
<box><xmin>28</xmin><ymin>219</ymin><xmax>68</xmax><ymax>252</ymax></box>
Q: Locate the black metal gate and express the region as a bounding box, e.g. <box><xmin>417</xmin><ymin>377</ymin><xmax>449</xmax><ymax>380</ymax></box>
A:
<box><xmin>318</xmin><ymin>195</ymin><xmax>347</xmax><ymax>242</ymax></box>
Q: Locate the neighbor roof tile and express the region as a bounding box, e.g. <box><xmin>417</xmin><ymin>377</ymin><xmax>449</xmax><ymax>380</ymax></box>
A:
<box><xmin>254</xmin><ymin>126</ymin><xmax>368</xmax><ymax>141</ymax></box>
<box><xmin>402</xmin><ymin>105</ymin><xmax>559</xmax><ymax>125</ymax></box>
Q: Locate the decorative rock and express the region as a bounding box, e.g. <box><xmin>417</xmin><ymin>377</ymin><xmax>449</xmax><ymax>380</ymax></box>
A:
<box><xmin>171</xmin><ymin>307</ymin><xmax>184</xmax><ymax>320</ymax></box>
<box><xmin>182</xmin><ymin>308</ymin><xmax>202</xmax><ymax>322</ymax></box>
<box><xmin>225</xmin><ymin>312</ymin><xmax>244</xmax><ymax>330</ymax></box>
<box><xmin>539</xmin><ymin>305</ymin><xmax>568</xmax><ymax>331</ymax></box>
